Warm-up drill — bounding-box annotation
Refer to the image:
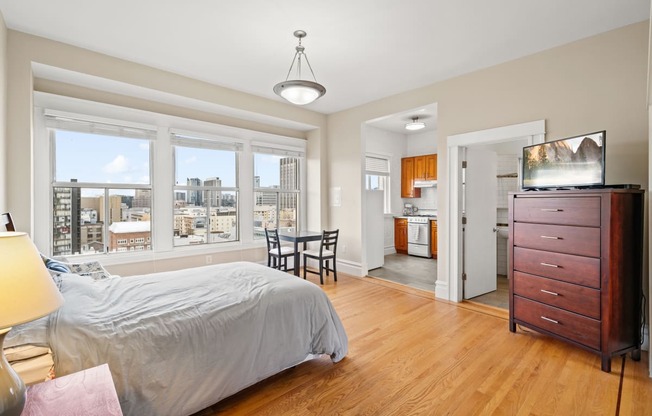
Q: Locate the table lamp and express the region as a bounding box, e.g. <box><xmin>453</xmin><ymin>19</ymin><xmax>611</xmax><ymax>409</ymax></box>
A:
<box><xmin>0</xmin><ymin>232</ymin><xmax>64</xmax><ymax>416</ymax></box>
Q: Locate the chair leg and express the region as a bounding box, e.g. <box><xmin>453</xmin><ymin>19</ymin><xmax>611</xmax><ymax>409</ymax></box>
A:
<box><xmin>267</xmin><ymin>255</ymin><xmax>271</xmax><ymax>267</ymax></box>
<box><xmin>325</xmin><ymin>260</ymin><xmax>329</xmax><ymax>276</ymax></box>
<box><xmin>319</xmin><ymin>261</ymin><xmax>324</xmax><ymax>285</ymax></box>
<box><xmin>333</xmin><ymin>257</ymin><xmax>337</xmax><ymax>282</ymax></box>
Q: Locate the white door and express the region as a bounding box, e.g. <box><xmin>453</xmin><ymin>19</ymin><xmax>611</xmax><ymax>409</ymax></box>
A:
<box><xmin>464</xmin><ymin>147</ymin><xmax>497</xmax><ymax>299</ymax></box>
<box><xmin>365</xmin><ymin>190</ymin><xmax>385</xmax><ymax>270</ymax></box>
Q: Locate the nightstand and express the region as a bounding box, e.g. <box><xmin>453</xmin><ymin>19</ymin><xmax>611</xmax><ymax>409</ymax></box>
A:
<box><xmin>21</xmin><ymin>363</ymin><xmax>122</xmax><ymax>415</ymax></box>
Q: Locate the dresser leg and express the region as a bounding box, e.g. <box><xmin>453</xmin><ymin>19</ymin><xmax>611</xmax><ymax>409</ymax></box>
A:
<box><xmin>631</xmin><ymin>348</ymin><xmax>641</xmax><ymax>361</ymax></box>
<box><xmin>601</xmin><ymin>355</ymin><xmax>611</xmax><ymax>373</ymax></box>
<box><xmin>509</xmin><ymin>320</ymin><xmax>516</xmax><ymax>332</ymax></box>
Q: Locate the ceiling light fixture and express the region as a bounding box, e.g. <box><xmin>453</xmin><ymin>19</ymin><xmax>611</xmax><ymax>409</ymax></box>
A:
<box><xmin>273</xmin><ymin>30</ymin><xmax>326</xmax><ymax>106</ymax></box>
<box><xmin>405</xmin><ymin>117</ymin><xmax>426</xmax><ymax>131</ymax></box>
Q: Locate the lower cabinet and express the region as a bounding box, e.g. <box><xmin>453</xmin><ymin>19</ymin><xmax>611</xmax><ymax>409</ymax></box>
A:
<box><xmin>394</xmin><ymin>218</ymin><xmax>408</xmax><ymax>254</ymax></box>
<box><xmin>430</xmin><ymin>220</ymin><xmax>437</xmax><ymax>259</ymax></box>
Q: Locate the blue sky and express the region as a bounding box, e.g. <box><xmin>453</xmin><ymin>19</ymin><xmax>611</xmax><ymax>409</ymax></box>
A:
<box><xmin>55</xmin><ymin>131</ymin><xmax>283</xmax><ymax>195</ymax></box>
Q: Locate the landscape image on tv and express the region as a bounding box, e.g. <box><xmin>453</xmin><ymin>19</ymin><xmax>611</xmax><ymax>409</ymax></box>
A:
<box><xmin>522</xmin><ymin>131</ymin><xmax>605</xmax><ymax>189</ymax></box>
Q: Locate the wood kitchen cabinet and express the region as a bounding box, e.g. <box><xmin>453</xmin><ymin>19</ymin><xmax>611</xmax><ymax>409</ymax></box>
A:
<box><xmin>401</xmin><ymin>157</ymin><xmax>421</xmax><ymax>198</ymax></box>
<box><xmin>509</xmin><ymin>189</ymin><xmax>644</xmax><ymax>372</ymax></box>
<box><xmin>413</xmin><ymin>156</ymin><xmax>426</xmax><ymax>180</ymax></box>
<box><xmin>430</xmin><ymin>220</ymin><xmax>437</xmax><ymax>259</ymax></box>
<box><xmin>394</xmin><ymin>218</ymin><xmax>408</xmax><ymax>254</ymax></box>
<box><xmin>425</xmin><ymin>154</ymin><xmax>437</xmax><ymax>180</ymax></box>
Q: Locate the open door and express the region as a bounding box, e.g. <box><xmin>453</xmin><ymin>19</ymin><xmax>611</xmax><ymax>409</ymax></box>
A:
<box><xmin>463</xmin><ymin>147</ymin><xmax>497</xmax><ymax>299</ymax></box>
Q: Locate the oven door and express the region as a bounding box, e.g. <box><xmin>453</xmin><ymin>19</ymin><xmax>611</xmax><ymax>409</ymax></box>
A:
<box><xmin>407</xmin><ymin>223</ymin><xmax>429</xmax><ymax>245</ymax></box>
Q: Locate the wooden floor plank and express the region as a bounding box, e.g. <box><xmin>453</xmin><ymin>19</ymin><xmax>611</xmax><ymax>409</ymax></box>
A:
<box><xmin>197</xmin><ymin>273</ymin><xmax>652</xmax><ymax>415</ymax></box>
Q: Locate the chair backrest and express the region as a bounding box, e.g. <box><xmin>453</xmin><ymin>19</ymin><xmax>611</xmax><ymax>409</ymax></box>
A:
<box><xmin>1</xmin><ymin>213</ymin><xmax>15</xmax><ymax>232</ymax></box>
<box><xmin>265</xmin><ymin>228</ymin><xmax>281</xmax><ymax>254</ymax></box>
<box><xmin>320</xmin><ymin>229</ymin><xmax>339</xmax><ymax>255</ymax></box>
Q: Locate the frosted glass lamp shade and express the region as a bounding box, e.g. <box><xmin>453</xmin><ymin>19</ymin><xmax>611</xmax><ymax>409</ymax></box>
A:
<box><xmin>273</xmin><ymin>80</ymin><xmax>326</xmax><ymax>105</ymax></box>
<box><xmin>0</xmin><ymin>232</ymin><xmax>64</xmax><ymax>329</ymax></box>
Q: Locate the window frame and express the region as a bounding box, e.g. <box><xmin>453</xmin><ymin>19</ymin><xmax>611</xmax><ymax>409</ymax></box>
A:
<box><xmin>33</xmin><ymin>98</ymin><xmax>308</xmax><ymax>265</ymax></box>
<box><xmin>171</xmin><ymin>134</ymin><xmax>241</xmax><ymax>246</ymax></box>
<box><xmin>365</xmin><ymin>154</ymin><xmax>392</xmax><ymax>214</ymax></box>
<box><xmin>252</xmin><ymin>149</ymin><xmax>304</xmax><ymax>238</ymax></box>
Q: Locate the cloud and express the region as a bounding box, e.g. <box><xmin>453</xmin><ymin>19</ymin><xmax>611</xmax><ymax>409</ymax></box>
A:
<box><xmin>184</xmin><ymin>156</ymin><xmax>197</xmax><ymax>164</ymax></box>
<box><xmin>139</xmin><ymin>142</ymin><xmax>150</xmax><ymax>150</ymax></box>
<box><xmin>103</xmin><ymin>155</ymin><xmax>129</xmax><ymax>174</ymax></box>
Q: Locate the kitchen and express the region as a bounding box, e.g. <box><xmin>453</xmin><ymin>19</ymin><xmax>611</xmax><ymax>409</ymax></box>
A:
<box><xmin>363</xmin><ymin>104</ymin><xmax>438</xmax><ymax>292</ymax></box>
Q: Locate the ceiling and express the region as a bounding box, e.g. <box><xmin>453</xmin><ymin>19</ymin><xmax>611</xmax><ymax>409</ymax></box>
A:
<box><xmin>0</xmin><ymin>1</ymin><xmax>649</xmax><ymax>115</ymax></box>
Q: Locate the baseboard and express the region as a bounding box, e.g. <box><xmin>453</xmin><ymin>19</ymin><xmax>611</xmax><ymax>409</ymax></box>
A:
<box><xmin>384</xmin><ymin>246</ymin><xmax>396</xmax><ymax>256</ymax></box>
<box><xmin>435</xmin><ymin>280</ymin><xmax>449</xmax><ymax>300</ymax></box>
<box><xmin>336</xmin><ymin>258</ymin><xmax>364</xmax><ymax>277</ymax></box>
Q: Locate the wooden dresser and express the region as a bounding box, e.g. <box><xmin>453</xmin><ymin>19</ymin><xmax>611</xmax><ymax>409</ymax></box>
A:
<box><xmin>508</xmin><ymin>189</ymin><xmax>643</xmax><ymax>372</ymax></box>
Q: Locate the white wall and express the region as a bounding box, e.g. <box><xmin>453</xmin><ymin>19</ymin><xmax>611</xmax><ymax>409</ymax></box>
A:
<box><xmin>0</xmin><ymin>12</ymin><xmax>6</xmax><ymax>213</ymax></box>
<box><xmin>328</xmin><ymin>21</ymin><xmax>649</xmax><ymax>285</ymax></box>
<box><xmin>407</xmin><ymin>130</ymin><xmax>437</xmax><ymax>156</ymax></box>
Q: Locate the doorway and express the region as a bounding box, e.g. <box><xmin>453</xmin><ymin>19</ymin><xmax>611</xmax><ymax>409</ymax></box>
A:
<box><xmin>446</xmin><ymin>120</ymin><xmax>546</xmax><ymax>303</ymax></box>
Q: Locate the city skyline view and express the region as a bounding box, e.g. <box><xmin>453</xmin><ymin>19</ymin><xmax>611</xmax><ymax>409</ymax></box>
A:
<box><xmin>55</xmin><ymin>130</ymin><xmax>289</xmax><ymax>198</ymax></box>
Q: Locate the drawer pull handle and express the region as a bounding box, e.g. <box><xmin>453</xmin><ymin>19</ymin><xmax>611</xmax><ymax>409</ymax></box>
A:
<box><xmin>540</xmin><ymin>235</ymin><xmax>560</xmax><ymax>240</ymax></box>
<box><xmin>541</xmin><ymin>316</ymin><xmax>559</xmax><ymax>324</ymax></box>
<box><xmin>541</xmin><ymin>208</ymin><xmax>563</xmax><ymax>212</ymax></box>
<box><xmin>540</xmin><ymin>262</ymin><xmax>560</xmax><ymax>268</ymax></box>
<box><xmin>540</xmin><ymin>289</ymin><xmax>559</xmax><ymax>296</ymax></box>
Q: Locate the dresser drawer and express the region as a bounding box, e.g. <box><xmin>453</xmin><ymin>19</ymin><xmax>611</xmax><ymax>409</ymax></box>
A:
<box><xmin>513</xmin><ymin>197</ymin><xmax>600</xmax><ymax>227</ymax></box>
<box><xmin>513</xmin><ymin>271</ymin><xmax>600</xmax><ymax>319</ymax></box>
<box><xmin>512</xmin><ymin>247</ymin><xmax>600</xmax><ymax>288</ymax></box>
<box><xmin>514</xmin><ymin>296</ymin><xmax>600</xmax><ymax>350</ymax></box>
<box><xmin>513</xmin><ymin>222</ymin><xmax>600</xmax><ymax>257</ymax></box>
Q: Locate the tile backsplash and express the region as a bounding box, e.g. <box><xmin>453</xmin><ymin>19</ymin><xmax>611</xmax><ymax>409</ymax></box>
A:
<box><xmin>405</xmin><ymin>186</ymin><xmax>437</xmax><ymax>210</ymax></box>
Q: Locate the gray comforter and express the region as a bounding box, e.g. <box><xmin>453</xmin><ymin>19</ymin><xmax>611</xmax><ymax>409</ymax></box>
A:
<box><xmin>48</xmin><ymin>261</ymin><xmax>348</xmax><ymax>416</ymax></box>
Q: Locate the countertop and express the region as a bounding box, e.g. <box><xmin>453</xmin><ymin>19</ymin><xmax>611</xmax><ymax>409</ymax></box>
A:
<box><xmin>394</xmin><ymin>215</ymin><xmax>437</xmax><ymax>220</ymax></box>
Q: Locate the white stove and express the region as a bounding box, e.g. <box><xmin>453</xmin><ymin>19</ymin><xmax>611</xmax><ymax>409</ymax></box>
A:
<box><xmin>407</xmin><ymin>216</ymin><xmax>432</xmax><ymax>258</ymax></box>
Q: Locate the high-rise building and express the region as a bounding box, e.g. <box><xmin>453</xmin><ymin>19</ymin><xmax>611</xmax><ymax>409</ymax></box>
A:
<box><xmin>203</xmin><ymin>177</ymin><xmax>222</xmax><ymax>207</ymax></box>
<box><xmin>132</xmin><ymin>189</ymin><xmax>151</xmax><ymax>208</ymax></box>
<box><xmin>279</xmin><ymin>157</ymin><xmax>299</xmax><ymax>211</ymax></box>
<box><xmin>187</xmin><ymin>177</ymin><xmax>202</xmax><ymax>206</ymax></box>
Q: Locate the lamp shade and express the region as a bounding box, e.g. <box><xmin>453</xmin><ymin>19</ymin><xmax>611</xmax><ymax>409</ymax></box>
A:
<box><xmin>0</xmin><ymin>232</ymin><xmax>64</xmax><ymax>329</ymax></box>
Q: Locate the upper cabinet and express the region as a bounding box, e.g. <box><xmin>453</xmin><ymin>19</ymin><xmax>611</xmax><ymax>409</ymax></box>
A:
<box><xmin>425</xmin><ymin>154</ymin><xmax>437</xmax><ymax>180</ymax></box>
<box><xmin>401</xmin><ymin>157</ymin><xmax>421</xmax><ymax>198</ymax></box>
<box><xmin>401</xmin><ymin>153</ymin><xmax>437</xmax><ymax>198</ymax></box>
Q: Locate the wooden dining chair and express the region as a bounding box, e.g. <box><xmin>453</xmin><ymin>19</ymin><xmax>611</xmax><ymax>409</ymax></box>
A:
<box><xmin>265</xmin><ymin>228</ymin><xmax>295</xmax><ymax>272</ymax></box>
<box><xmin>302</xmin><ymin>229</ymin><xmax>339</xmax><ymax>285</ymax></box>
<box><xmin>1</xmin><ymin>212</ymin><xmax>15</xmax><ymax>231</ymax></box>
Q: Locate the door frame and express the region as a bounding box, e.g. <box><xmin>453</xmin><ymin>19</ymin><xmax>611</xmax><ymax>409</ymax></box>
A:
<box><xmin>444</xmin><ymin>120</ymin><xmax>545</xmax><ymax>302</ymax></box>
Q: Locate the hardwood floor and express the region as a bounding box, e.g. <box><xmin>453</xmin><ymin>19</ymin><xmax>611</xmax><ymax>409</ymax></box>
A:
<box><xmin>194</xmin><ymin>272</ymin><xmax>651</xmax><ymax>415</ymax></box>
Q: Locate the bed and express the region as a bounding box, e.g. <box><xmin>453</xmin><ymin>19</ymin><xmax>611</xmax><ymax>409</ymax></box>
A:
<box><xmin>29</xmin><ymin>261</ymin><xmax>347</xmax><ymax>416</ymax></box>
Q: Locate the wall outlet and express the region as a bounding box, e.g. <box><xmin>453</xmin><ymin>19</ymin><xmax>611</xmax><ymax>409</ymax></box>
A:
<box><xmin>206</xmin><ymin>255</ymin><xmax>213</xmax><ymax>264</ymax></box>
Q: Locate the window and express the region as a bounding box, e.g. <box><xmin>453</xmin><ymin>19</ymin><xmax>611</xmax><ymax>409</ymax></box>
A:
<box><xmin>172</xmin><ymin>134</ymin><xmax>240</xmax><ymax>246</ymax></box>
<box><xmin>365</xmin><ymin>155</ymin><xmax>391</xmax><ymax>214</ymax></box>
<box><xmin>253</xmin><ymin>148</ymin><xmax>302</xmax><ymax>239</ymax></box>
<box><xmin>35</xmin><ymin>99</ymin><xmax>308</xmax><ymax>261</ymax></box>
<box><xmin>48</xmin><ymin>116</ymin><xmax>154</xmax><ymax>256</ymax></box>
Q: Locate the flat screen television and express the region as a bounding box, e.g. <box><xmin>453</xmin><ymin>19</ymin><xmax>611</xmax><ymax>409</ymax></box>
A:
<box><xmin>522</xmin><ymin>130</ymin><xmax>605</xmax><ymax>190</ymax></box>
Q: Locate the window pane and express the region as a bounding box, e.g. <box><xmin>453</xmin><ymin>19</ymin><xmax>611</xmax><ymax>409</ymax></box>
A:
<box><xmin>279</xmin><ymin>192</ymin><xmax>298</xmax><ymax>229</ymax></box>
<box><xmin>108</xmin><ymin>189</ymin><xmax>152</xmax><ymax>253</ymax></box>
<box><xmin>53</xmin><ymin>187</ymin><xmax>152</xmax><ymax>255</ymax></box>
<box><xmin>175</xmin><ymin>147</ymin><xmax>236</xmax><ymax>188</ymax></box>
<box><xmin>254</xmin><ymin>192</ymin><xmax>277</xmax><ymax>240</ymax></box>
<box><xmin>254</xmin><ymin>154</ymin><xmax>300</xmax><ymax>190</ymax></box>
<box><xmin>55</xmin><ymin>130</ymin><xmax>150</xmax><ymax>184</ymax></box>
<box><xmin>174</xmin><ymin>191</ymin><xmax>238</xmax><ymax>246</ymax></box>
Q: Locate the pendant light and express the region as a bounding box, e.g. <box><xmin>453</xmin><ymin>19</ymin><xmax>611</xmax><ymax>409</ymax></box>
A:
<box><xmin>405</xmin><ymin>117</ymin><xmax>426</xmax><ymax>131</ymax></box>
<box><xmin>273</xmin><ymin>30</ymin><xmax>326</xmax><ymax>105</ymax></box>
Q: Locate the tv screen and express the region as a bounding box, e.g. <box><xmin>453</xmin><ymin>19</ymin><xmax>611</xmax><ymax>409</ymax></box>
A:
<box><xmin>522</xmin><ymin>131</ymin><xmax>605</xmax><ymax>190</ymax></box>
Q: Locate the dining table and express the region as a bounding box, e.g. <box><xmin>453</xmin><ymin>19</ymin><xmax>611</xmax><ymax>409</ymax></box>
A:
<box><xmin>278</xmin><ymin>229</ymin><xmax>323</xmax><ymax>277</ymax></box>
